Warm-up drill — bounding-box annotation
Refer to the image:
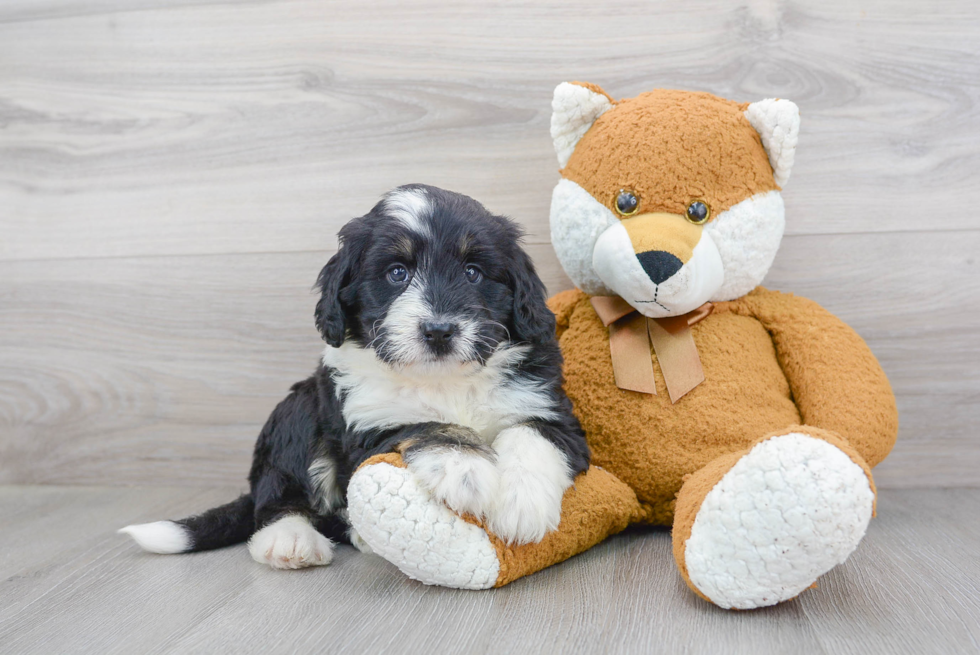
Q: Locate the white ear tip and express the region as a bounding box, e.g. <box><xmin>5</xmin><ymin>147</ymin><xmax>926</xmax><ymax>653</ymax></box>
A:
<box><xmin>550</xmin><ymin>82</ymin><xmax>613</xmax><ymax>168</ymax></box>
<box><xmin>552</xmin><ymin>81</ymin><xmax>579</xmax><ymax>102</ymax></box>
<box><xmin>745</xmin><ymin>98</ymin><xmax>800</xmax><ymax>187</ymax></box>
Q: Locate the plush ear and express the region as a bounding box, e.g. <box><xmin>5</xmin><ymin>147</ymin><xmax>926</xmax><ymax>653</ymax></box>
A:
<box><xmin>744</xmin><ymin>98</ymin><xmax>800</xmax><ymax>187</ymax></box>
<box><xmin>314</xmin><ymin>220</ymin><xmax>368</xmax><ymax>348</ymax></box>
<box><xmin>551</xmin><ymin>82</ymin><xmax>614</xmax><ymax>168</ymax></box>
<box><xmin>509</xmin><ymin>247</ymin><xmax>557</xmax><ymax>345</ymax></box>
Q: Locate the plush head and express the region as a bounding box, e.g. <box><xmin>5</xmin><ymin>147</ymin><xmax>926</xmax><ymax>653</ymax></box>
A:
<box><xmin>315</xmin><ymin>184</ymin><xmax>554</xmax><ymax>369</ymax></box>
<box><xmin>550</xmin><ymin>82</ymin><xmax>799</xmax><ymax>317</ymax></box>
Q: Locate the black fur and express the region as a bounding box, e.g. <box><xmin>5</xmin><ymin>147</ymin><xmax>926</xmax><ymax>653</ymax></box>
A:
<box><xmin>157</xmin><ymin>185</ymin><xmax>589</xmax><ymax>554</ymax></box>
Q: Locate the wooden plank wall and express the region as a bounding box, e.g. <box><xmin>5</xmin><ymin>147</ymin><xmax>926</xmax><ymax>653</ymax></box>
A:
<box><xmin>1</xmin><ymin>0</ymin><xmax>977</xmax><ymax>488</ymax></box>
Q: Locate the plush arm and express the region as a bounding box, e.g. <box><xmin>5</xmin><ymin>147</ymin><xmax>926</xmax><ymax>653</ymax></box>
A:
<box><xmin>743</xmin><ymin>288</ymin><xmax>899</xmax><ymax>467</ymax></box>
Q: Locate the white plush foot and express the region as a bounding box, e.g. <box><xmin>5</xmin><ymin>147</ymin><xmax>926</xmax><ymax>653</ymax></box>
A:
<box><xmin>404</xmin><ymin>446</ymin><xmax>500</xmax><ymax>520</ymax></box>
<box><xmin>118</xmin><ymin>520</ymin><xmax>191</xmax><ymax>554</ymax></box>
<box><xmin>487</xmin><ymin>426</ymin><xmax>572</xmax><ymax>545</ymax></box>
<box><xmin>247</xmin><ymin>514</ymin><xmax>334</xmax><ymax>570</ymax></box>
<box><xmin>683</xmin><ymin>433</ymin><xmax>875</xmax><ymax>609</ymax></box>
<box><xmin>346</xmin><ymin>462</ymin><xmax>499</xmax><ymax>589</ymax></box>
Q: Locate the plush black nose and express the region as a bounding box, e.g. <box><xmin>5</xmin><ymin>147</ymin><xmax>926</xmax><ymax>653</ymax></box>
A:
<box><xmin>421</xmin><ymin>322</ymin><xmax>456</xmax><ymax>344</ymax></box>
<box><xmin>636</xmin><ymin>251</ymin><xmax>683</xmax><ymax>285</ymax></box>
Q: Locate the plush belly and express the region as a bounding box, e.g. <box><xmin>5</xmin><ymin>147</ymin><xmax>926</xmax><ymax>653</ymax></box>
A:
<box><xmin>560</xmin><ymin>299</ymin><xmax>801</xmax><ymax>525</ymax></box>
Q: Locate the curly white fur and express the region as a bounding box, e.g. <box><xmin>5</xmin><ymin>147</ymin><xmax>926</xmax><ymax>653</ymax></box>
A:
<box><xmin>488</xmin><ymin>425</ymin><xmax>572</xmax><ymax>545</ymax></box>
<box><xmin>405</xmin><ymin>446</ymin><xmax>501</xmax><ymax>520</ymax></box>
<box><xmin>347</xmin><ymin>461</ymin><xmax>500</xmax><ymax>589</ymax></box>
<box><xmin>551</xmin><ymin>83</ymin><xmax>613</xmax><ymax>168</ymax></box>
<box><xmin>744</xmin><ymin>99</ymin><xmax>800</xmax><ymax>187</ymax></box>
<box><xmin>684</xmin><ymin>433</ymin><xmax>874</xmax><ymax>609</ymax></box>
<box><xmin>704</xmin><ymin>190</ymin><xmax>786</xmax><ymax>301</ymax></box>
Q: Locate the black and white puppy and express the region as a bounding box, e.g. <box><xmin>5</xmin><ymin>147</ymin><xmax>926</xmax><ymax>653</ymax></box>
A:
<box><xmin>120</xmin><ymin>185</ymin><xmax>589</xmax><ymax>570</ymax></box>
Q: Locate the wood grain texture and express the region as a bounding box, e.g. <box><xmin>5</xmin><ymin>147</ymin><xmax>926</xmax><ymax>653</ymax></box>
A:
<box><xmin>1</xmin><ymin>0</ymin><xmax>979</xmax><ymax>260</ymax></box>
<box><xmin>0</xmin><ymin>485</ymin><xmax>978</xmax><ymax>654</ymax></box>
<box><xmin>1</xmin><ymin>233</ymin><xmax>978</xmax><ymax>488</ymax></box>
<box><xmin>1</xmin><ymin>0</ymin><xmax>979</xmax><ymax>488</ymax></box>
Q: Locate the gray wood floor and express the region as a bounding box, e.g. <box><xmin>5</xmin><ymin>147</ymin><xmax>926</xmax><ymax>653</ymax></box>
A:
<box><xmin>1</xmin><ymin>486</ymin><xmax>978</xmax><ymax>655</ymax></box>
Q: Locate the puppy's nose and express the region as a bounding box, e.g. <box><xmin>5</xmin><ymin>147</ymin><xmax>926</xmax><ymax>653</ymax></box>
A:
<box><xmin>636</xmin><ymin>250</ymin><xmax>683</xmax><ymax>285</ymax></box>
<box><xmin>421</xmin><ymin>322</ymin><xmax>456</xmax><ymax>344</ymax></box>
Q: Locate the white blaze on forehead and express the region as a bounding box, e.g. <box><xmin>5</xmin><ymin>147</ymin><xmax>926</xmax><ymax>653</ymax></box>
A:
<box><xmin>384</xmin><ymin>187</ymin><xmax>432</xmax><ymax>234</ymax></box>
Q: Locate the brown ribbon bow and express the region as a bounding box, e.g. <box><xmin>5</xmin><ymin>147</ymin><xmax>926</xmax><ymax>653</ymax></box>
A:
<box><xmin>590</xmin><ymin>296</ymin><xmax>714</xmax><ymax>404</ymax></box>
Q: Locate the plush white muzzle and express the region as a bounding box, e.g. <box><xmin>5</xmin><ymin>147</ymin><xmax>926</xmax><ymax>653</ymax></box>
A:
<box><xmin>592</xmin><ymin>222</ymin><xmax>725</xmax><ymax>318</ymax></box>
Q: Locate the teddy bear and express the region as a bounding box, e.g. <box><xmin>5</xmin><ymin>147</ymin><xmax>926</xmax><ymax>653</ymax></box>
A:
<box><xmin>345</xmin><ymin>82</ymin><xmax>899</xmax><ymax>610</ymax></box>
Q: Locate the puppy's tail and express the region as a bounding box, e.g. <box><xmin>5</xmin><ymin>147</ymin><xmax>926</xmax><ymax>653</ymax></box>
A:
<box><xmin>119</xmin><ymin>493</ymin><xmax>255</xmax><ymax>554</ymax></box>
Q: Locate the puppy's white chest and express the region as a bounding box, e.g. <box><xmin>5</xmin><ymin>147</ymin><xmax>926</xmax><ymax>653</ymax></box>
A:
<box><xmin>323</xmin><ymin>344</ymin><xmax>555</xmax><ymax>438</ymax></box>
<box><xmin>359</xmin><ymin>378</ymin><xmax>506</xmax><ymax>436</ymax></box>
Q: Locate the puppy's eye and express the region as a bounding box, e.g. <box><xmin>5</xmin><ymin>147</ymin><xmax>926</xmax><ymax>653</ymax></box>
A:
<box><xmin>387</xmin><ymin>265</ymin><xmax>409</xmax><ymax>284</ymax></box>
<box><xmin>686</xmin><ymin>200</ymin><xmax>710</xmax><ymax>224</ymax></box>
<box><xmin>464</xmin><ymin>265</ymin><xmax>483</xmax><ymax>284</ymax></box>
<box><xmin>615</xmin><ymin>190</ymin><xmax>639</xmax><ymax>216</ymax></box>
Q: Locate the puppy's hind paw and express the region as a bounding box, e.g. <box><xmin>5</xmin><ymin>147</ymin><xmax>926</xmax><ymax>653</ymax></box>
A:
<box><xmin>248</xmin><ymin>514</ymin><xmax>334</xmax><ymax>570</ymax></box>
<box><xmin>405</xmin><ymin>443</ymin><xmax>500</xmax><ymax>520</ymax></box>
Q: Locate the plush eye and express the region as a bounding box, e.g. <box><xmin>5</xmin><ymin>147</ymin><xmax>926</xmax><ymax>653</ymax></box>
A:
<box><xmin>464</xmin><ymin>264</ymin><xmax>483</xmax><ymax>283</ymax></box>
<box><xmin>387</xmin><ymin>264</ymin><xmax>409</xmax><ymax>284</ymax></box>
<box><xmin>686</xmin><ymin>199</ymin><xmax>710</xmax><ymax>224</ymax></box>
<box><xmin>615</xmin><ymin>190</ymin><xmax>639</xmax><ymax>216</ymax></box>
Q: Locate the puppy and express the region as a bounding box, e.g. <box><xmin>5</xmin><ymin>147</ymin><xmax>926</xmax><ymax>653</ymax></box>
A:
<box><xmin>120</xmin><ymin>184</ymin><xmax>589</xmax><ymax>570</ymax></box>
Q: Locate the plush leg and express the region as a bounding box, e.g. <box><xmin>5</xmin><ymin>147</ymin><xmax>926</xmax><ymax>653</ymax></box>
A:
<box><xmin>672</xmin><ymin>427</ymin><xmax>877</xmax><ymax>609</ymax></box>
<box><xmin>347</xmin><ymin>453</ymin><xmax>641</xmax><ymax>589</ymax></box>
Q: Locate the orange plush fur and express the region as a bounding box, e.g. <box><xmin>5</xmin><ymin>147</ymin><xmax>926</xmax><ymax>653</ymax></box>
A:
<box><xmin>541</xmin><ymin>84</ymin><xmax>898</xmax><ymax>607</ymax></box>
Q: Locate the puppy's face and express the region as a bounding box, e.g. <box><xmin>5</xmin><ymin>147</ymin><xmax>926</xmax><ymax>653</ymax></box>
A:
<box><xmin>315</xmin><ymin>185</ymin><xmax>554</xmax><ymax>369</ymax></box>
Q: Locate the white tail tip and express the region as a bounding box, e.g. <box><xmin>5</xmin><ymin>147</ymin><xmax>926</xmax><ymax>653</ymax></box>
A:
<box><xmin>119</xmin><ymin>521</ymin><xmax>191</xmax><ymax>554</ymax></box>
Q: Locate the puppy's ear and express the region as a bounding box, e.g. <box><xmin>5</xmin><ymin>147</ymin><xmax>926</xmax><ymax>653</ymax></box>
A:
<box><xmin>315</xmin><ymin>220</ymin><xmax>368</xmax><ymax>347</ymax></box>
<box><xmin>509</xmin><ymin>247</ymin><xmax>556</xmax><ymax>345</ymax></box>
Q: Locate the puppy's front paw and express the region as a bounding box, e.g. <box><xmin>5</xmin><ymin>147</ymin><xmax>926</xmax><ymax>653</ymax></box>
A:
<box><xmin>488</xmin><ymin>426</ymin><xmax>573</xmax><ymax>546</ymax></box>
<box><xmin>487</xmin><ymin>472</ymin><xmax>565</xmax><ymax>546</ymax></box>
<box><xmin>248</xmin><ymin>514</ymin><xmax>334</xmax><ymax>570</ymax></box>
<box><xmin>405</xmin><ymin>443</ymin><xmax>500</xmax><ymax>520</ymax></box>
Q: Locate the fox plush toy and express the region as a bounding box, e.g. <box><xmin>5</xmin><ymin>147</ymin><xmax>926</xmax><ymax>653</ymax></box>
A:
<box><xmin>347</xmin><ymin>83</ymin><xmax>899</xmax><ymax>609</ymax></box>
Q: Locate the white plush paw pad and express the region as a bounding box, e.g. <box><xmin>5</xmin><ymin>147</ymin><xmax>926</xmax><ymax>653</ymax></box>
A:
<box><xmin>347</xmin><ymin>463</ymin><xmax>499</xmax><ymax>589</ymax></box>
<box><xmin>684</xmin><ymin>433</ymin><xmax>875</xmax><ymax>609</ymax></box>
<box><xmin>405</xmin><ymin>447</ymin><xmax>500</xmax><ymax>520</ymax></box>
<box><xmin>248</xmin><ymin>514</ymin><xmax>335</xmax><ymax>570</ymax></box>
